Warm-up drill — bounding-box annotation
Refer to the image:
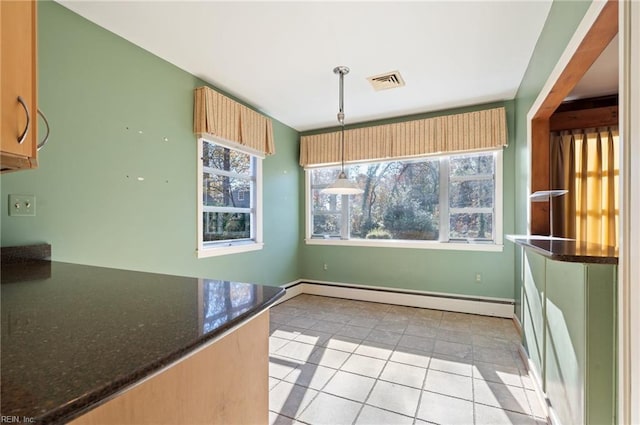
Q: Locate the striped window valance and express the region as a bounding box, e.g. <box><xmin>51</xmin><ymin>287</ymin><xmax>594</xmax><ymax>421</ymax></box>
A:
<box><xmin>300</xmin><ymin>106</ymin><xmax>507</xmax><ymax>167</ymax></box>
<box><xmin>194</xmin><ymin>86</ymin><xmax>275</xmax><ymax>156</ymax></box>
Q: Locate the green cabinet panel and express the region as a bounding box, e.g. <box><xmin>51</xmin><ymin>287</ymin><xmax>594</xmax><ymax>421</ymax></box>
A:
<box><xmin>523</xmin><ymin>249</ymin><xmax>547</xmax><ymax>387</ymax></box>
<box><xmin>545</xmin><ymin>260</ymin><xmax>586</xmax><ymax>425</ymax></box>
<box><xmin>585</xmin><ymin>264</ymin><xmax>616</xmax><ymax>425</ymax></box>
<box><xmin>520</xmin><ymin>249</ymin><xmax>617</xmax><ymax>425</ymax></box>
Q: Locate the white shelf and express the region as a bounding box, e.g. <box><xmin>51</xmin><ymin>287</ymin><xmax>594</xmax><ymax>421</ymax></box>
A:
<box><xmin>529</xmin><ymin>190</ymin><xmax>568</xmax><ymax>202</ymax></box>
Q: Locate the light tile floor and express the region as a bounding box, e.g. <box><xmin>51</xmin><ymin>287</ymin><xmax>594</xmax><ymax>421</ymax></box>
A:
<box><xmin>268</xmin><ymin>295</ymin><xmax>546</xmax><ymax>425</ymax></box>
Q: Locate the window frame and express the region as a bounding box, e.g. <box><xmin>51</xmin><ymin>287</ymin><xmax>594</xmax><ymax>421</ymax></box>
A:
<box><xmin>197</xmin><ymin>136</ymin><xmax>263</xmax><ymax>258</ymax></box>
<box><xmin>304</xmin><ymin>150</ymin><xmax>503</xmax><ymax>252</ymax></box>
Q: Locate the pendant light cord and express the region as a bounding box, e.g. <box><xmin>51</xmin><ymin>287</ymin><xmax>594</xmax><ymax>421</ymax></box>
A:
<box><xmin>335</xmin><ymin>66</ymin><xmax>348</xmax><ymax>177</ymax></box>
<box><xmin>341</xmin><ymin>125</ymin><xmax>345</xmax><ymax>174</ymax></box>
<box><xmin>322</xmin><ymin>66</ymin><xmax>363</xmax><ymax>195</ymax></box>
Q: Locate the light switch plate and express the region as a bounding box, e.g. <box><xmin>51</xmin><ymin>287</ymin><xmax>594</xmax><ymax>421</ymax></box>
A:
<box><xmin>9</xmin><ymin>194</ymin><xmax>36</xmax><ymax>216</ymax></box>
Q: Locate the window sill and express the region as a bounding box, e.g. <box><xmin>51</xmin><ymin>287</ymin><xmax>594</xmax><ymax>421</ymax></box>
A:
<box><xmin>304</xmin><ymin>238</ymin><xmax>503</xmax><ymax>252</ymax></box>
<box><xmin>197</xmin><ymin>242</ymin><xmax>264</xmax><ymax>258</ymax></box>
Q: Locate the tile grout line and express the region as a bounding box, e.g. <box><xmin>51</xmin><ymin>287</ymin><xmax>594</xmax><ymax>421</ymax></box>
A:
<box><xmin>271</xmin><ymin>295</ymin><xmax>541</xmax><ymax>425</ymax></box>
<box><xmin>412</xmin><ymin>341</ymin><xmax>434</xmax><ymax>424</ymax></box>
<box><xmin>472</xmin><ymin>369</ymin><xmax>478</xmax><ymax>425</ymax></box>
<box><xmin>350</xmin><ymin>310</ymin><xmax>410</xmax><ymax>425</ymax></box>
<box><xmin>279</xmin><ymin>317</ymin><xmax>361</xmax><ymax>423</ymax></box>
<box><xmin>271</xmin><ymin>299</ymin><xmax>393</xmax><ymax>423</ymax></box>
<box><xmin>270</xmin><ymin>309</ymin><xmax>334</xmax><ymax>423</ymax></box>
<box><xmin>357</xmin><ymin>308</ymin><xmax>438</xmax><ymax>424</ymax></box>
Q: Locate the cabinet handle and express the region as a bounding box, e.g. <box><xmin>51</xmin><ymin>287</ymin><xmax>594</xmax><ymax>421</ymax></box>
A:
<box><xmin>37</xmin><ymin>109</ymin><xmax>50</xmax><ymax>151</ymax></box>
<box><xmin>17</xmin><ymin>96</ymin><xmax>31</xmax><ymax>144</ymax></box>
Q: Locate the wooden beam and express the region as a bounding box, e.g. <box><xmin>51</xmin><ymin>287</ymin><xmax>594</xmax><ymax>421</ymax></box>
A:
<box><xmin>531</xmin><ymin>118</ymin><xmax>551</xmax><ymax>236</ymax></box>
<box><xmin>555</xmin><ymin>94</ymin><xmax>618</xmax><ymax>112</ymax></box>
<box><xmin>550</xmin><ymin>106</ymin><xmax>619</xmax><ymax>131</ymax></box>
<box><xmin>534</xmin><ymin>0</ymin><xmax>619</xmax><ymax>120</ymax></box>
<box><xmin>529</xmin><ymin>0</ymin><xmax>618</xmax><ymax>235</ymax></box>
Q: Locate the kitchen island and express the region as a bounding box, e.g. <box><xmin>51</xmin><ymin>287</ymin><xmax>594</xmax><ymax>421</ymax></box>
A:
<box><xmin>508</xmin><ymin>235</ymin><xmax>617</xmax><ymax>425</ymax></box>
<box><xmin>1</xmin><ymin>259</ymin><xmax>284</xmax><ymax>424</ymax></box>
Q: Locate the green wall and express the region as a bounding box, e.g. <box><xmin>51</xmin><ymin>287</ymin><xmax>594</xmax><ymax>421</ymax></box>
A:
<box><xmin>0</xmin><ymin>1</ymin><xmax>301</xmax><ymax>286</ymax></box>
<box><xmin>512</xmin><ymin>0</ymin><xmax>592</xmax><ymax>315</ymax></box>
<box><xmin>2</xmin><ymin>0</ymin><xmax>595</xmax><ymax>303</ymax></box>
<box><xmin>299</xmin><ymin>101</ymin><xmax>518</xmax><ymax>299</ymax></box>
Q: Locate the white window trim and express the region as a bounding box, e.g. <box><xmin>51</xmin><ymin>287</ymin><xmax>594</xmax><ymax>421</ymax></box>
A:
<box><xmin>197</xmin><ymin>136</ymin><xmax>263</xmax><ymax>258</ymax></box>
<box><xmin>304</xmin><ymin>150</ymin><xmax>504</xmax><ymax>252</ymax></box>
<box><xmin>305</xmin><ymin>238</ymin><xmax>503</xmax><ymax>252</ymax></box>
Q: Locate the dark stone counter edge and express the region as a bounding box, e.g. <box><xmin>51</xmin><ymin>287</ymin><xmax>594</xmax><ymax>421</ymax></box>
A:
<box><xmin>512</xmin><ymin>238</ymin><xmax>618</xmax><ymax>265</ymax></box>
<box><xmin>42</xmin><ymin>287</ymin><xmax>285</xmax><ymax>425</ymax></box>
<box><xmin>1</xmin><ymin>243</ymin><xmax>51</xmax><ymax>263</ymax></box>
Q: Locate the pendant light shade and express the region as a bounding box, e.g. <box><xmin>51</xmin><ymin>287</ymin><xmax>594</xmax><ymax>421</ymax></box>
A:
<box><xmin>323</xmin><ymin>171</ymin><xmax>363</xmax><ymax>195</ymax></box>
<box><xmin>322</xmin><ymin>66</ymin><xmax>363</xmax><ymax>196</ymax></box>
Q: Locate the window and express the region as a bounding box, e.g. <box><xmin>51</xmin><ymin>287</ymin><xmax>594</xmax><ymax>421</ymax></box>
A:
<box><xmin>197</xmin><ymin>138</ymin><xmax>263</xmax><ymax>257</ymax></box>
<box><xmin>307</xmin><ymin>151</ymin><xmax>502</xmax><ymax>251</ymax></box>
<box><xmin>447</xmin><ymin>153</ymin><xmax>496</xmax><ymax>241</ymax></box>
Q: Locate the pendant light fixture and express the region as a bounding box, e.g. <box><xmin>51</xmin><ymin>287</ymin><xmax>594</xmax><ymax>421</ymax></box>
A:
<box><xmin>322</xmin><ymin>66</ymin><xmax>364</xmax><ymax>195</ymax></box>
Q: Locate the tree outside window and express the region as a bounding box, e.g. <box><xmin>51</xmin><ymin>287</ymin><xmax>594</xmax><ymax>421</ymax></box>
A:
<box><xmin>309</xmin><ymin>151</ymin><xmax>498</xmax><ymax>244</ymax></box>
<box><xmin>202</xmin><ymin>142</ymin><xmax>255</xmax><ymax>243</ymax></box>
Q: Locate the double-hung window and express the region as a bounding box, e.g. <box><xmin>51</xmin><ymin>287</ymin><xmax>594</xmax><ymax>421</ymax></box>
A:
<box><xmin>197</xmin><ymin>137</ymin><xmax>263</xmax><ymax>257</ymax></box>
<box><xmin>307</xmin><ymin>150</ymin><xmax>502</xmax><ymax>251</ymax></box>
<box><xmin>445</xmin><ymin>152</ymin><xmax>498</xmax><ymax>242</ymax></box>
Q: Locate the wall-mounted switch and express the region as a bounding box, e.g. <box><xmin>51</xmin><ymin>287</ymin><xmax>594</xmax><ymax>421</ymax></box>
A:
<box><xmin>9</xmin><ymin>194</ymin><xmax>36</xmax><ymax>216</ymax></box>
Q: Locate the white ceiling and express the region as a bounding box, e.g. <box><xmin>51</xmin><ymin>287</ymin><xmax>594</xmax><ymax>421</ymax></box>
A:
<box><xmin>57</xmin><ymin>1</ymin><xmax>553</xmax><ymax>131</ymax></box>
<box><xmin>567</xmin><ymin>34</ymin><xmax>619</xmax><ymax>101</ymax></box>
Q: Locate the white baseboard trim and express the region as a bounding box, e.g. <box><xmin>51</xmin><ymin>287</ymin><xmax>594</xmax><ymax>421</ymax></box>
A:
<box><xmin>279</xmin><ymin>279</ymin><xmax>514</xmax><ymax>318</ymax></box>
<box><xmin>547</xmin><ymin>407</ymin><xmax>562</xmax><ymax>425</ymax></box>
<box><xmin>518</xmin><ymin>345</ymin><xmax>551</xmax><ymax>424</ymax></box>
<box><xmin>274</xmin><ymin>280</ymin><xmax>303</xmax><ymax>305</ymax></box>
<box><xmin>513</xmin><ymin>313</ymin><xmax>523</xmax><ymax>338</ymax></box>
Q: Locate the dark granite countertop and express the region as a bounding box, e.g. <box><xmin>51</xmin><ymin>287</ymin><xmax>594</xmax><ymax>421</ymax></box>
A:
<box><xmin>506</xmin><ymin>235</ymin><xmax>618</xmax><ymax>264</ymax></box>
<box><xmin>1</xmin><ymin>261</ymin><xmax>284</xmax><ymax>424</ymax></box>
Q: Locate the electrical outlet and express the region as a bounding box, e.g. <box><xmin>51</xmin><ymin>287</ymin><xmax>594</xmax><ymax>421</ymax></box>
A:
<box><xmin>8</xmin><ymin>194</ymin><xmax>36</xmax><ymax>216</ymax></box>
<box><xmin>323</xmin><ymin>263</ymin><xmax>328</xmax><ymax>271</ymax></box>
<box><xmin>475</xmin><ymin>273</ymin><xmax>482</xmax><ymax>283</ymax></box>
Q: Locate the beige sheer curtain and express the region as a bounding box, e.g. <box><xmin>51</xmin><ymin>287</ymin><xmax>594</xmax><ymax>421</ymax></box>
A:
<box><xmin>551</xmin><ymin>127</ymin><xmax>619</xmax><ymax>247</ymax></box>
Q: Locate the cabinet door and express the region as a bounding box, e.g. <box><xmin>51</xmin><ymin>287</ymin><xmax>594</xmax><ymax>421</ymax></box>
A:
<box><xmin>1</xmin><ymin>0</ymin><xmax>38</xmax><ymax>162</ymax></box>
<box><xmin>523</xmin><ymin>249</ymin><xmax>546</xmax><ymax>387</ymax></box>
<box><xmin>545</xmin><ymin>259</ymin><xmax>585</xmax><ymax>425</ymax></box>
<box><xmin>585</xmin><ymin>264</ymin><xmax>616</xmax><ymax>425</ymax></box>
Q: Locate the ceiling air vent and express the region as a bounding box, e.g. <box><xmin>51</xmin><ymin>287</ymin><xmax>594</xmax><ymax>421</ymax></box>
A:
<box><xmin>367</xmin><ymin>70</ymin><xmax>405</xmax><ymax>91</ymax></box>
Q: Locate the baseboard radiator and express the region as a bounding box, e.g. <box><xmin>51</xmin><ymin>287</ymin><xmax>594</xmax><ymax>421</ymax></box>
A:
<box><xmin>276</xmin><ymin>280</ymin><xmax>514</xmax><ymax>318</ymax></box>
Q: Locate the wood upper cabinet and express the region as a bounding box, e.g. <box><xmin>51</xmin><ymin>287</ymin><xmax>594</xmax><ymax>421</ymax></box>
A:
<box><xmin>1</xmin><ymin>0</ymin><xmax>38</xmax><ymax>172</ymax></box>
